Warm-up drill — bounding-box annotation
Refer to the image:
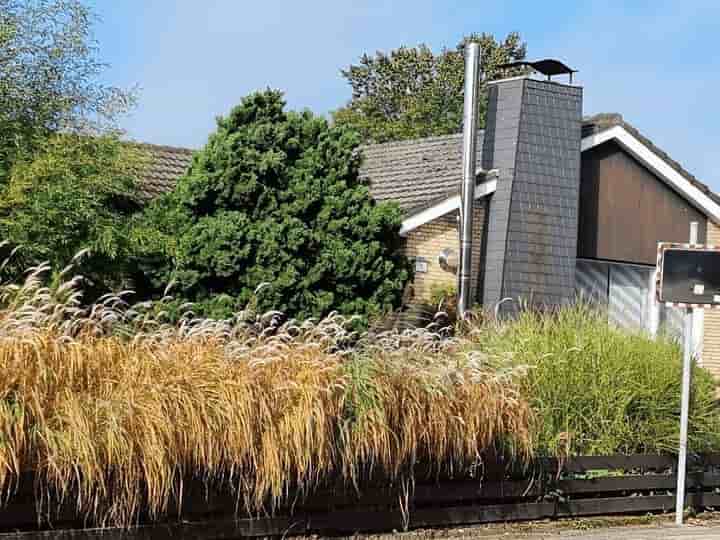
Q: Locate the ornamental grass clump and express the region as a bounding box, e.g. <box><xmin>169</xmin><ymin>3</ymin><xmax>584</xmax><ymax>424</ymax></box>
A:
<box><xmin>340</xmin><ymin>330</ymin><xmax>532</xmax><ymax>485</ymax></box>
<box><xmin>466</xmin><ymin>303</ymin><xmax>720</xmax><ymax>457</ymax></box>
<box><xmin>0</xmin><ymin>261</ymin><xmax>531</xmax><ymax>527</ymax></box>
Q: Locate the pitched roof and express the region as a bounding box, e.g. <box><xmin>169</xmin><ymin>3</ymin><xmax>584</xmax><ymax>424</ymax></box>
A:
<box><xmin>134</xmin><ymin>114</ymin><xmax>719</xmax><ymax>216</ymax></box>
<box><xmin>134</xmin><ymin>143</ymin><xmax>195</xmax><ymax>200</ymax></box>
<box><xmin>582</xmin><ymin>113</ymin><xmax>720</xmax><ymax>206</ymax></box>
<box><xmin>364</xmin><ymin>114</ymin><xmax>720</xmax><ymax>216</ymax></box>
<box><xmin>358</xmin><ymin>132</ymin><xmax>485</xmax><ymax>214</ymax></box>
<box><xmin>133</xmin><ymin>133</ymin><xmax>487</xmax><ymax>214</ymax></box>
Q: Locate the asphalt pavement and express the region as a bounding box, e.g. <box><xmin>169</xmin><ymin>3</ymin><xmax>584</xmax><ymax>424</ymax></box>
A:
<box><xmin>472</xmin><ymin>523</ymin><xmax>720</xmax><ymax>539</ymax></box>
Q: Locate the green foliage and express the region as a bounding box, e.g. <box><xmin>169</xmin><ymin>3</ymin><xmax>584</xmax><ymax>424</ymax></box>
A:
<box><xmin>140</xmin><ymin>90</ymin><xmax>411</xmax><ymax>320</ymax></box>
<box><xmin>0</xmin><ymin>0</ymin><xmax>135</xmax><ymax>186</ymax></box>
<box><xmin>467</xmin><ymin>304</ymin><xmax>720</xmax><ymax>456</ymax></box>
<box><xmin>333</xmin><ymin>32</ymin><xmax>526</xmax><ymax>143</ymax></box>
<box><xmin>0</xmin><ymin>0</ymin><xmax>140</xmax><ymax>297</ymax></box>
<box><xmin>429</xmin><ymin>283</ymin><xmax>457</xmax><ymax>306</ymax></box>
<box><xmin>0</xmin><ymin>134</ymin><xmax>148</xmax><ymax>293</ymax></box>
<box><xmin>429</xmin><ymin>283</ymin><xmax>457</xmax><ymax>320</ymax></box>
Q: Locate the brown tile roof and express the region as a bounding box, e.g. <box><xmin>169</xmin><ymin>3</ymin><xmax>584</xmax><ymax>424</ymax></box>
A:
<box><xmin>133</xmin><ymin>143</ymin><xmax>195</xmax><ymax>200</ymax></box>
<box><xmin>134</xmin><ymin>115</ymin><xmax>719</xmax><ymax>214</ymax></box>
<box><xmin>358</xmin><ymin>132</ymin><xmax>485</xmax><ymax>214</ymax></box>
<box><xmin>133</xmin><ymin>133</ymin><xmax>486</xmax><ymax>213</ymax></box>
<box><xmin>582</xmin><ymin>113</ymin><xmax>720</xmax><ymax>206</ymax></box>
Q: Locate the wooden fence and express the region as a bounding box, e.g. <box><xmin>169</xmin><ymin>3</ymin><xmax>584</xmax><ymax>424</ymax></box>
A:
<box><xmin>2</xmin><ymin>454</ymin><xmax>720</xmax><ymax>539</ymax></box>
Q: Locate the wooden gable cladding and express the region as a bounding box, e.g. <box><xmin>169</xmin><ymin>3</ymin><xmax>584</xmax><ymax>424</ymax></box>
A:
<box><xmin>578</xmin><ymin>140</ymin><xmax>707</xmax><ymax>265</ymax></box>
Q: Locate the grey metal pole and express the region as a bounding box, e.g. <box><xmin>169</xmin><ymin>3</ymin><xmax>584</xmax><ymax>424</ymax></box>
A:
<box><xmin>457</xmin><ymin>42</ymin><xmax>481</xmax><ymax>319</ymax></box>
<box><xmin>675</xmin><ymin>221</ymin><xmax>699</xmax><ymax>525</ymax></box>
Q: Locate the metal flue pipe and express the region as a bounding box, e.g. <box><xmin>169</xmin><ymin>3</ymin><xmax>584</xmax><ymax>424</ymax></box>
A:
<box><xmin>457</xmin><ymin>42</ymin><xmax>481</xmax><ymax>319</ymax></box>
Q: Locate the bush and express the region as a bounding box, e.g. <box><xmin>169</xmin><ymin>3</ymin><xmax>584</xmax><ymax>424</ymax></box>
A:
<box><xmin>0</xmin><ymin>0</ymin><xmax>136</xmax><ymax>187</ymax></box>
<box><xmin>0</xmin><ymin>134</ymin><xmax>148</xmax><ymax>295</ymax></box>
<box><xmin>467</xmin><ymin>304</ymin><xmax>720</xmax><ymax>456</ymax></box>
<box><xmin>138</xmin><ymin>90</ymin><xmax>411</xmax><ymax>320</ymax></box>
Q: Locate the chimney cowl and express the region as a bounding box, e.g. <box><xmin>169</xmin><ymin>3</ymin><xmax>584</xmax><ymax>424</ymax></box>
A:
<box><xmin>498</xmin><ymin>58</ymin><xmax>577</xmax><ymax>83</ymax></box>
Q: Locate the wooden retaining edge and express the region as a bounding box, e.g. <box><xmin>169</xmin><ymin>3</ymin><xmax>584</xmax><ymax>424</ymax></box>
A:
<box><xmin>0</xmin><ymin>516</ymin><xmax>303</xmax><ymax>540</ymax></box>
<box><xmin>4</xmin><ymin>454</ymin><xmax>720</xmax><ymax>538</ymax></box>
<box><xmin>5</xmin><ymin>472</ymin><xmax>720</xmax><ymax>529</ymax></box>
<box><xmin>3</xmin><ymin>492</ymin><xmax>720</xmax><ymax>539</ymax></box>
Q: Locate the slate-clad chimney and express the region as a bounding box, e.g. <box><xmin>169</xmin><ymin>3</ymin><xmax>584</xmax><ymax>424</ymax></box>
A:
<box><xmin>481</xmin><ymin>73</ymin><xmax>583</xmax><ymax>309</ymax></box>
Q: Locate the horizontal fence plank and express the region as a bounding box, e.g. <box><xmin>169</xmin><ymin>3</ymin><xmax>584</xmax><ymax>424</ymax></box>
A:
<box><xmin>306</xmin><ymin>508</ymin><xmax>405</xmax><ymax>533</ymax></box>
<box><xmin>412</xmin><ymin>477</ymin><xmax>542</xmax><ymax>503</ymax></box>
<box><xmin>305</xmin><ymin>477</ymin><xmax>542</xmax><ymax>510</ymax></box>
<box><xmin>0</xmin><ymin>516</ymin><xmax>304</xmax><ymax>540</ymax></box>
<box><xmin>558</xmin><ymin>473</ymin><xmax>720</xmax><ymax>495</ymax></box>
<box><xmin>558</xmin><ymin>495</ymin><xmax>675</xmax><ymax>518</ymax></box>
<box><xmin>553</xmin><ymin>455</ymin><xmax>676</xmax><ymax>473</ymax></box>
<box><xmin>0</xmin><ymin>501</ymin><xmax>77</xmax><ymax>531</ymax></box>
<box><xmin>559</xmin><ymin>492</ymin><xmax>720</xmax><ymax>519</ymax></box>
<box><xmin>550</xmin><ymin>454</ymin><xmax>720</xmax><ymax>473</ymax></box>
<box><xmin>410</xmin><ymin>501</ymin><xmax>557</xmax><ymax>529</ymax></box>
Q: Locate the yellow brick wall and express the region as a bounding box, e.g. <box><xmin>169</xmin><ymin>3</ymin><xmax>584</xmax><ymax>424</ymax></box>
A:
<box><xmin>402</xmin><ymin>201</ymin><xmax>485</xmax><ymax>305</ymax></box>
<box><xmin>703</xmin><ymin>220</ymin><xmax>720</xmax><ymax>379</ymax></box>
<box><xmin>469</xmin><ymin>202</ymin><xmax>485</xmax><ymax>302</ymax></box>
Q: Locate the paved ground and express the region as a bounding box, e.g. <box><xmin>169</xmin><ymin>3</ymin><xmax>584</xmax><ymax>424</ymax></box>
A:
<box><xmin>352</xmin><ymin>514</ymin><xmax>720</xmax><ymax>540</ymax></box>
<box><xmin>470</xmin><ymin>523</ymin><xmax>720</xmax><ymax>539</ymax></box>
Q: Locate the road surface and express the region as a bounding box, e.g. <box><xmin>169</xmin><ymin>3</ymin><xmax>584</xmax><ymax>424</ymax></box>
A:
<box><xmin>364</xmin><ymin>516</ymin><xmax>720</xmax><ymax>540</ymax></box>
<box><xmin>472</xmin><ymin>524</ymin><xmax>720</xmax><ymax>539</ymax></box>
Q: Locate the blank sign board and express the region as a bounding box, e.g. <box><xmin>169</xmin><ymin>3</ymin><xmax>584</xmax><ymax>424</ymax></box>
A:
<box><xmin>657</xmin><ymin>244</ymin><xmax>720</xmax><ymax>306</ymax></box>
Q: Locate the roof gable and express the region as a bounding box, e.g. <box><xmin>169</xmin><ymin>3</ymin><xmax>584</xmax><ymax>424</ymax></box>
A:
<box><xmin>582</xmin><ymin>116</ymin><xmax>720</xmax><ymax>223</ymax></box>
<box><xmin>583</xmin><ymin>113</ymin><xmax>720</xmax><ymax>207</ymax></box>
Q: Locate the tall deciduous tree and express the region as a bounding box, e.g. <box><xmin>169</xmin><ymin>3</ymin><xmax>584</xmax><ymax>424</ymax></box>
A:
<box><xmin>0</xmin><ymin>0</ymin><xmax>142</xmax><ymax>293</ymax></box>
<box><xmin>333</xmin><ymin>33</ymin><xmax>526</xmax><ymax>143</ymax></box>
<box><xmin>0</xmin><ymin>0</ymin><xmax>135</xmax><ymax>183</ymax></box>
<box><xmin>139</xmin><ymin>90</ymin><xmax>410</xmax><ymax>320</ymax></box>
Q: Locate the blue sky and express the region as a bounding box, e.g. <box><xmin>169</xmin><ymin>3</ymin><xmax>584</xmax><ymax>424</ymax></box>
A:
<box><xmin>91</xmin><ymin>1</ymin><xmax>720</xmax><ymax>191</ymax></box>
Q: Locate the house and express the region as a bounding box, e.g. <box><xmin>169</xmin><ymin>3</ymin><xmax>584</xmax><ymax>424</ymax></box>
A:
<box><xmin>136</xmin><ymin>68</ymin><xmax>720</xmax><ymax>378</ymax></box>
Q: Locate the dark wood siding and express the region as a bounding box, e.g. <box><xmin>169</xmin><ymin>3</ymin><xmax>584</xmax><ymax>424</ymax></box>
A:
<box><xmin>578</xmin><ymin>141</ymin><xmax>707</xmax><ymax>265</ymax></box>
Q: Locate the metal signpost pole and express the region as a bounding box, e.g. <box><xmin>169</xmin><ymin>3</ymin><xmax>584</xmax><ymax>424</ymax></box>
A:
<box><xmin>675</xmin><ymin>221</ymin><xmax>698</xmax><ymax>525</ymax></box>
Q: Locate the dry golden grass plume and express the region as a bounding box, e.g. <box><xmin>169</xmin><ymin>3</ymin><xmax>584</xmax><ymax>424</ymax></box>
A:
<box><xmin>0</xmin><ymin>258</ymin><xmax>532</xmax><ymax>527</ymax></box>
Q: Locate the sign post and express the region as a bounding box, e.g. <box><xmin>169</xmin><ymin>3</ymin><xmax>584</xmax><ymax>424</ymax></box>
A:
<box><xmin>674</xmin><ymin>222</ymin><xmax>698</xmax><ymax>525</ymax></box>
<box><xmin>650</xmin><ymin>227</ymin><xmax>720</xmax><ymax>524</ymax></box>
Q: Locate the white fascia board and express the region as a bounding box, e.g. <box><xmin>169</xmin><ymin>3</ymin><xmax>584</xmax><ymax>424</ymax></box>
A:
<box><xmin>580</xmin><ymin>126</ymin><xmax>618</xmax><ymax>152</ymax></box>
<box><xmin>399</xmin><ymin>179</ymin><xmax>497</xmax><ymax>236</ymax></box>
<box><xmin>582</xmin><ymin>125</ymin><xmax>720</xmax><ymax>224</ymax></box>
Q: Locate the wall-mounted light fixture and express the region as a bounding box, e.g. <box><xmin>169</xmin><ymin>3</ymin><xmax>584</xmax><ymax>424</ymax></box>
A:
<box><xmin>438</xmin><ymin>248</ymin><xmax>458</xmax><ymax>273</ymax></box>
<box><xmin>413</xmin><ymin>257</ymin><xmax>429</xmax><ymax>273</ymax></box>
